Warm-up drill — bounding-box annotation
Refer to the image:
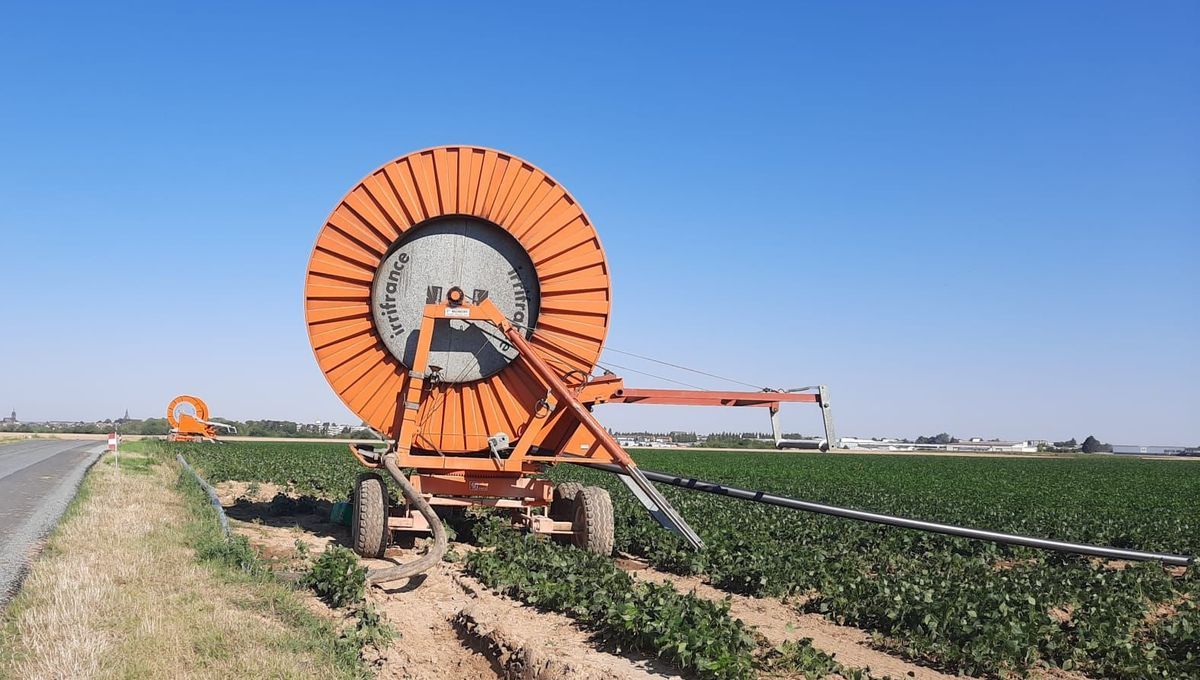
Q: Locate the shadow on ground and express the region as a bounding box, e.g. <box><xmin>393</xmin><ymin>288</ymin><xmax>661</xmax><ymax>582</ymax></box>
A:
<box><xmin>225</xmin><ymin>494</ymin><xmax>352</xmax><ymax>547</ymax></box>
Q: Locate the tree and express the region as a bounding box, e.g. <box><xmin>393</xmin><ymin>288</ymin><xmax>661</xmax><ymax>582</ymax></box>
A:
<box><xmin>1081</xmin><ymin>435</ymin><xmax>1111</xmax><ymax>454</ymax></box>
<box><xmin>136</xmin><ymin>418</ymin><xmax>170</xmax><ymax>435</ymax></box>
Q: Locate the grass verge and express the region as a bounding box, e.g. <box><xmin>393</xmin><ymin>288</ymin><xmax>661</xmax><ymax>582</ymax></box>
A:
<box><xmin>0</xmin><ymin>446</ymin><xmax>366</xmax><ymax>679</ymax></box>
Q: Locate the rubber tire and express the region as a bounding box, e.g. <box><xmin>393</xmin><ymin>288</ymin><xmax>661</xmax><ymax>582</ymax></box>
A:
<box><xmin>352</xmin><ymin>473</ymin><xmax>389</xmax><ymax>558</ymax></box>
<box><xmin>571</xmin><ymin>486</ymin><xmax>614</xmax><ymax>556</ymax></box>
<box><xmin>550</xmin><ymin>482</ymin><xmax>584</xmax><ymax>520</ymax></box>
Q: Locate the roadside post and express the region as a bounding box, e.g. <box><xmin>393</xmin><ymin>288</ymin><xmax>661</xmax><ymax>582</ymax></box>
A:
<box><xmin>108</xmin><ymin>431</ymin><xmax>120</xmax><ymax>475</ymax></box>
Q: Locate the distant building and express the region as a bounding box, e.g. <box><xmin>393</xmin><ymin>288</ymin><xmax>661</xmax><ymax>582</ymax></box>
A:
<box><xmin>840</xmin><ymin>437</ymin><xmax>916</xmax><ymax>451</ymax></box>
<box><xmin>1112</xmin><ymin>445</ymin><xmax>1189</xmax><ymax>456</ymax></box>
<box><xmin>841</xmin><ymin>437</ymin><xmax>1036</xmax><ymax>453</ymax></box>
<box><xmin>2</xmin><ymin>409</ymin><xmax>16</xmax><ymax>424</ymax></box>
<box><xmin>920</xmin><ymin>438</ymin><xmax>1037</xmax><ymax>453</ymax></box>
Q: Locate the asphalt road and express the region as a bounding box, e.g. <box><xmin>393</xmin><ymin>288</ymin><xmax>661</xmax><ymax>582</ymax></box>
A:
<box><xmin>0</xmin><ymin>439</ymin><xmax>103</xmax><ymax>607</ymax></box>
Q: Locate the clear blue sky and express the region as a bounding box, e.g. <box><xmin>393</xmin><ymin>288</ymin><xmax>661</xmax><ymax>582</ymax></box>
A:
<box><xmin>1</xmin><ymin>2</ymin><xmax>1196</xmax><ymax>444</ymax></box>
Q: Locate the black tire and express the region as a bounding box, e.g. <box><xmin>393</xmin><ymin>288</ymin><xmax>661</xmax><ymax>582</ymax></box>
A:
<box><xmin>571</xmin><ymin>486</ymin><xmax>614</xmax><ymax>556</ymax></box>
<box><xmin>550</xmin><ymin>482</ymin><xmax>584</xmax><ymax>520</ymax></box>
<box><xmin>352</xmin><ymin>473</ymin><xmax>389</xmax><ymax>558</ymax></box>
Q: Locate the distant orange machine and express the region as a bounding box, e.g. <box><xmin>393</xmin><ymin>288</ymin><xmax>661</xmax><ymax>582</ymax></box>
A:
<box><xmin>166</xmin><ymin>395</ymin><xmax>235</xmax><ymax>442</ymax></box>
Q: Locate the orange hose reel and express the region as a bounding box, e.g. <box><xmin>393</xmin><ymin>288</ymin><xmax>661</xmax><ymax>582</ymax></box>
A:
<box><xmin>304</xmin><ymin>146</ymin><xmax>833</xmax><ymax>555</ymax></box>
<box><xmin>304</xmin><ymin>145</ymin><xmax>611</xmax><ymax>454</ymax></box>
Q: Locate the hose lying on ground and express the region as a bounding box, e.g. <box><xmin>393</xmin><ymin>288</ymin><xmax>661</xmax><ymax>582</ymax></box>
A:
<box><xmin>365</xmin><ymin>452</ymin><xmax>448</xmax><ymax>585</ymax></box>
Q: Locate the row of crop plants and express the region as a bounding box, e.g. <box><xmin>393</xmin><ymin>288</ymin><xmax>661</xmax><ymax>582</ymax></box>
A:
<box><xmin>162</xmin><ymin>441</ymin><xmax>1200</xmax><ymax>677</ymax></box>
<box><xmin>550</xmin><ymin>452</ymin><xmax>1200</xmax><ymax>678</ymax></box>
<box><xmin>158</xmin><ymin>441</ymin><xmax>879</xmax><ymax>679</ymax></box>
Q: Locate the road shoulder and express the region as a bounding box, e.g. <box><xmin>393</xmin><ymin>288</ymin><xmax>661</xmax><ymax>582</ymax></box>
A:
<box><xmin>0</xmin><ymin>449</ymin><xmax>360</xmax><ymax>679</ymax></box>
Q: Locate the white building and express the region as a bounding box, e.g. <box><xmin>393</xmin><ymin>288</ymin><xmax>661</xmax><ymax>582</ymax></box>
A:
<box><xmin>839</xmin><ymin>437</ymin><xmax>916</xmax><ymax>451</ymax></box>
<box><xmin>841</xmin><ymin>437</ymin><xmax>1037</xmax><ymax>453</ymax></box>
<box><xmin>1112</xmin><ymin>445</ymin><xmax>1189</xmax><ymax>456</ymax></box>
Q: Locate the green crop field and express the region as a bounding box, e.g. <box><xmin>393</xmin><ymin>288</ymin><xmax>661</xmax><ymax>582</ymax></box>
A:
<box><xmin>164</xmin><ymin>440</ymin><xmax>361</xmax><ymax>496</ymax></box>
<box><xmin>161</xmin><ymin>441</ymin><xmax>1200</xmax><ymax>678</ymax></box>
<box><xmin>553</xmin><ymin>452</ymin><xmax>1200</xmax><ymax>678</ymax></box>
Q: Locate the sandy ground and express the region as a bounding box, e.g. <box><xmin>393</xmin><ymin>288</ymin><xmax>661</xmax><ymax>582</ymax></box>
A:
<box><xmin>216</xmin><ymin>481</ymin><xmax>678</xmax><ymax>680</ymax></box>
<box><xmin>214</xmin><ymin>480</ymin><xmax>1103</xmax><ymax>679</ymax></box>
<box><xmin>212</xmin><ymin>480</ymin><xmax>1003</xmax><ymax>679</ymax></box>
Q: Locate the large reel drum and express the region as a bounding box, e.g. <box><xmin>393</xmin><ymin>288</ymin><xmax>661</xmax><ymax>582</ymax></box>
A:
<box><xmin>304</xmin><ymin>146</ymin><xmax>612</xmax><ymax>453</ymax></box>
<box><xmin>167</xmin><ymin>394</ymin><xmax>209</xmax><ymax>429</ymax></box>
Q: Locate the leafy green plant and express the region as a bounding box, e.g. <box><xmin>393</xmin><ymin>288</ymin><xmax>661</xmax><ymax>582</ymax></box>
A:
<box><xmin>302</xmin><ymin>546</ymin><xmax>367</xmax><ymax>608</ymax></box>
<box><xmin>160</xmin><ymin>440</ymin><xmax>367</xmax><ymax>497</ymax></box>
<box><xmin>758</xmin><ymin>639</ymin><xmax>843</xmax><ymax>678</ymax></box>
<box><xmin>157</xmin><ymin>439</ymin><xmax>1200</xmax><ymax>678</ymax></box>
<box><xmin>344</xmin><ymin>602</ymin><xmax>394</xmax><ymax>650</ymax></box>
<box><xmin>551</xmin><ymin>451</ymin><xmax>1200</xmax><ymax>678</ymax></box>
<box><xmin>467</xmin><ymin>523</ymin><xmax>755</xmax><ymax>679</ymax></box>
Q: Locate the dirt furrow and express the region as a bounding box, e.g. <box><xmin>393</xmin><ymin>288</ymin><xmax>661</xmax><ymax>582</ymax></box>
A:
<box><xmin>218</xmin><ymin>483</ymin><xmax>679</xmax><ymax>680</ymax></box>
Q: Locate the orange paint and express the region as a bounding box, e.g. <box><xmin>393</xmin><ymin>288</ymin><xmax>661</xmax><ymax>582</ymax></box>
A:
<box><xmin>305</xmin><ymin>146</ymin><xmax>611</xmax><ymax>454</ymax></box>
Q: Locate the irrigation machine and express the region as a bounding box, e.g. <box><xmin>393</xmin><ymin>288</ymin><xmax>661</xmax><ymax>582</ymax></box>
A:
<box><xmin>303</xmin><ymin>146</ymin><xmax>1191</xmax><ymax>583</ymax></box>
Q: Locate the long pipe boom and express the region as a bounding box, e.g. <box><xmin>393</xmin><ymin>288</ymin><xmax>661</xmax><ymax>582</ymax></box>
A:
<box><xmin>583</xmin><ymin>463</ymin><xmax>1194</xmax><ymax>567</ymax></box>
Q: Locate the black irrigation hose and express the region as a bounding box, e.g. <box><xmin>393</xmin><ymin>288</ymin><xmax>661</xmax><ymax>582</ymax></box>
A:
<box><xmin>177</xmin><ymin>454</ymin><xmax>230</xmax><ymax>536</ymax></box>
<box><xmin>585</xmin><ymin>463</ymin><xmax>1195</xmax><ymax>567</ymax></box>
<box><xmin>365</xmin><ymin>452</ymin><xmax>448</xmax><ymax>585</ymax></box>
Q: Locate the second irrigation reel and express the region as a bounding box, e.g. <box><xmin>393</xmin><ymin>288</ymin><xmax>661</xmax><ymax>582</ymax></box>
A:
<box><xmin>166</xmin><ymin>394</ymin><xmax>236</xmax><ymax>442</ymax></box>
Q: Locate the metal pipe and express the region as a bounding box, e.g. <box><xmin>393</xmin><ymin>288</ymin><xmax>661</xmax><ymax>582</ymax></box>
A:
<box><xmin>584</xmin><ymin>463</ymin><xmax>1194</xmax><ymax>567</ymax></box>
<box><xmin>775</xmin><ymin>439</ymin><xmax>828</xmax><ymax>452</ymax></box>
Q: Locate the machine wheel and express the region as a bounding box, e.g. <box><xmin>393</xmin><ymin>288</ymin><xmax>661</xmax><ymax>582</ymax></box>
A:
<box><xmin>352</xmin><ymin>473</ymin><xmax>389</xmax><ymax>558</ymax></box>
<box><xmin>550</xmin><ymin>482</ymin><xmax>584</xmax><ymax>520</ymax></box>
<box><xmin>571</xmin><ymin>486</ymin><xmax>614</xmax><ymax>556</ymax></box>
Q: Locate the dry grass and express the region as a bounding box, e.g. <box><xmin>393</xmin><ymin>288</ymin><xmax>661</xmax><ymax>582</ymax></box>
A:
<box><xmin>0</xmin><ymin>451</ymin><xmax>358</xmax><ymax>679</ymax></box>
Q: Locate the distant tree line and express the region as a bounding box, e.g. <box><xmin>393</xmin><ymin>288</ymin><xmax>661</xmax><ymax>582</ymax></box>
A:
<box><xmin>208</xmin><ymin>418</ymin><xmax>374</xmax><ymax>439</ymax></box>
<box><xmin>1038</xmin><ymin>436</ymin><xmax>1112</xmax><ymax>453</ymax></box>
<box><xmin>1</xmin><ymin>418</ymin><xmax>373</xmax><ymax>439</ymax></box>
<box><xmin>699</xmin><ymin>432</ymin><xmax>805</xmax><ymax>448</ymax></box>
<box><xmin>914</xmin><ymin>433</ymin><xmax>958</xmax><ymax>445</ymax></box>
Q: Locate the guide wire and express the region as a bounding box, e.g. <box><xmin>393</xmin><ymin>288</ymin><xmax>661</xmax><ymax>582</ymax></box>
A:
<box><xmin>592</xmin><ymin>360</ymin><xmax>707</xmax><ymax>390</ymax></box>
<box><xmin>509</xmin><ymin>321</ymin><xmax>767</xmax><ymax>391</ymax></box>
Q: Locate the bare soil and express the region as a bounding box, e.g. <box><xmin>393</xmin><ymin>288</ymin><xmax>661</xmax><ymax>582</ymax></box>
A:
<box><xmin>215</xmin><ymin>483</ymin><xmax>677</xmax><ymax>680</ymax></box>
<box><xmin>215</xmin><ymin>483</ymin><xmax>1088</xmax><ymax>680</ymax></box>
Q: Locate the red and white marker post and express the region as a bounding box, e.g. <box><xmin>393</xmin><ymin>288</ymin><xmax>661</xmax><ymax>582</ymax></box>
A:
<box><xmin>109</xmin><ymin>431</ymin><xmax>121</xmax><ymax>475</ymax></box>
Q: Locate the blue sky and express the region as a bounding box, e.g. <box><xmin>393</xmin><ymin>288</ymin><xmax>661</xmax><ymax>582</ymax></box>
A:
<box><xmin>1</xmin><ymin>2</ymin><xmax>1196</xmax><ymax>443</ymax></box>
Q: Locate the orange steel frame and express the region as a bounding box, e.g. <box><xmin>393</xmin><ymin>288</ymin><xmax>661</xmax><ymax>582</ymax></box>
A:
<box><xmin>352</xmin><ymin>294</ymin><xmax>827</xmax><ymax>535</ymax></box>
